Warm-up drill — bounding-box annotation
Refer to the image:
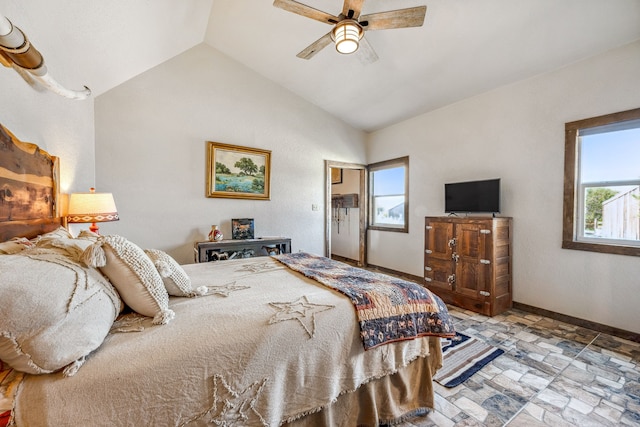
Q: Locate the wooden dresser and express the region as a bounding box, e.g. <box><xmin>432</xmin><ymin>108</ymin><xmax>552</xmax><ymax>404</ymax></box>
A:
<box><xmin>424</xmin><ymin>216</ymin><xmax>512</xmax><ymax>316</ymax></box>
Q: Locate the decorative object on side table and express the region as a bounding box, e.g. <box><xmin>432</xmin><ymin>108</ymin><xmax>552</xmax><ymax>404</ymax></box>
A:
<box><xmin>208</xmin><ymin>225</ymin><xmax>223</xmax><ymax>242</ymax></box>
<box><xmin>262</xmin><ymin>245</ymin><xmax>281</xmax><ymax>255</ymax></box>
<box><xmin>232</xmin><ymin>218</ymin><xmax>254</xmax><ymax>239</ymax></box>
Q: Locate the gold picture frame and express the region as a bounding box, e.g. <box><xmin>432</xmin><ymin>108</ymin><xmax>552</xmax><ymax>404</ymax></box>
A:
<box><xmin>206</xmin><ymin>142</ymin><xmax>271</xmax><ymax>200</ymax></box>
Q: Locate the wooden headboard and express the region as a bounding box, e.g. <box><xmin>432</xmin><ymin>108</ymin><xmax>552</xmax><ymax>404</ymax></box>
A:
<box><xmin>0</xmin><ymin>123</ymin><xmax>62</xmax><ymax>241</ymax></box>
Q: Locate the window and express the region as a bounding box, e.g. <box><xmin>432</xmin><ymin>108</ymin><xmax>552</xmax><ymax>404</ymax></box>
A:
<box><xmin>368</xmin><ymin>156</ymin><xmax>409</xmax><ymax>232</ymax></box>
<box><xmin>563</xmin><ymin>108</ymin><xmax>640</xmax><ymax>256</ymax></box>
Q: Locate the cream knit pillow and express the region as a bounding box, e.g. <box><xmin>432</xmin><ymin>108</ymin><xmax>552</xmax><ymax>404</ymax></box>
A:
<box><xmin>0</xmin><ymin>248</ymin><xmax>121</xmax><ymax>375</ymax></box>
<box><xmin>144</xmin><ymin>249</ymin><xmax>207</xmax><ymax>297</ymax></box>
<box><xmin>83</xmin><ymin>235</ymin><xmax>174</xmax><ymax>325</ymax></box>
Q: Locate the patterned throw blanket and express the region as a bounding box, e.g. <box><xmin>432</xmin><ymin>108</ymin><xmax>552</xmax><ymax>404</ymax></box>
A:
<box><xmin>274</xmin><ymin>253</ymin><xmax>455</xmax><ymax>350</ymax></box>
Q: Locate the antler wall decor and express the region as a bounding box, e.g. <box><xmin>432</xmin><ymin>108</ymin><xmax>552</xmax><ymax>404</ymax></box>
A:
<box><xmin>0</xmin><ymin>14</ymin><xmax>91</xmax><ymax>100</ymax></box>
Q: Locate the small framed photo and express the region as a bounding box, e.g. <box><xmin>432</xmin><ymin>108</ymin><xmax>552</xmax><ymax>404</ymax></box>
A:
<box><xmin>331</xmin><ymin>168</ymin><xmax>342</xmax><ymax>185</ymax></box>
<box><xmin>232</xmin><ymin>218</ymin><xmax>255</xmax><ymax>240</ymax></box>
<box><xmin>206</xmin><ymin>141</ymin><xmax>271</xmax><ymax>200</ymax></box>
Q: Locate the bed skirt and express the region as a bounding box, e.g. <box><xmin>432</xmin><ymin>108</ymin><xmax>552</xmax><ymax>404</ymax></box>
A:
<box><xmin>287</xmin><ymin>336</ymin><xmax>442</xmax><ymax>426</ymax></box>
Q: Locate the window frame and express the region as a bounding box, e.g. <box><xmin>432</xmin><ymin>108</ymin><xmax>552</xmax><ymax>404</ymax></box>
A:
<box><xmin>562</xmin><ymin>107</ymin><xmax>640</xmax><ymax>257</ymax></box>
<box><xmin>368</xmin><ymin>156</ymin><xmax>409</xmax><ymax>233</ymax></box>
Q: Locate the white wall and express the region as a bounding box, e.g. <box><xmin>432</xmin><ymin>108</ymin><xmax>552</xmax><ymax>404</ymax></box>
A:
<box><xmin>0</xmin><ymin>85</ymin><xmax>95</xmax><ymax>195</ymax></box>
<box><xmin>94</xmin><ymin>44</ymin><xmax>366</xmax><ymax>264</ymax></box>
<box><xmin>366</xmin><ymin>41</ymin><xmax>640</xmax><ymax>334</ymax></box>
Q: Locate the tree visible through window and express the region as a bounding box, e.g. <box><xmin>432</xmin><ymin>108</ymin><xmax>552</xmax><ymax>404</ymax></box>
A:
<box><xmin>369</xmin><ymin>156</ymin><xmax>409</xmax><ymax>232</ymax></box>
<box><xmin>563</xmin><ymin>108</ymin><xmax>640</xmax><ymax>256</ymax></box>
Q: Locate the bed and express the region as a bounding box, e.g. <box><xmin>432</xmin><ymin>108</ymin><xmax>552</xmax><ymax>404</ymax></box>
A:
<box><xmin>0</xmin><ymin>123</ymin><xmax>455</xmax><ymax>426</ymax></box>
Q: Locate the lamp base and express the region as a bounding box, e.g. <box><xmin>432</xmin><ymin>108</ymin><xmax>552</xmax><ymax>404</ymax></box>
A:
<box><xmin>89</xmin><ymin>223</ymin><xmax>100</xmax><ymax>234</ymax></box>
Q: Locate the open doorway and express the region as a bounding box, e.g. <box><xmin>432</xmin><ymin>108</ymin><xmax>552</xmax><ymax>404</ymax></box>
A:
<box><xmin>325</xmin><ymin>160</ymin><xmax>367</xmax><ymax>266</ymax></box>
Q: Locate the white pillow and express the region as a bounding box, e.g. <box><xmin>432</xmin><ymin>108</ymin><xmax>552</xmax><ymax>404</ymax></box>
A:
<box><xmin>144</xmin><ymin>249</ymin><xmax>207</xmax><ymax>297</ymax></box>
<box><xmin>0</xmin><ymin>248</ymin><xmax>121</xmax><ymax>375</ymax></box>
<box><xmin>83</xmin><ymin>235</ymin><xmax>174</xmax><ymax>325</ymax></box>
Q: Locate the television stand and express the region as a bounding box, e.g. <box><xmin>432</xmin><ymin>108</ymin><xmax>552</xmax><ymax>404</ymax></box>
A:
<box><xmin>424</xmin><ymin>216</ymin><xmax>512</xmax><ymax>316</ymax></box>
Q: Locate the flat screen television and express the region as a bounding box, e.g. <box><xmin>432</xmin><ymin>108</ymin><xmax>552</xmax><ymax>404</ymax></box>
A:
<box><xmin>445</xmin><ymin>178</ymin><xmax>500</xmax><ymax>214</ymax></box>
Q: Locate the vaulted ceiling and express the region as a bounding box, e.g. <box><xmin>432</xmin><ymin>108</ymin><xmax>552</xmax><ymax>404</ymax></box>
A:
<box><xmin>3</xmin><ymin>0</ymin><xmax>640</xmax><ymax>132</ymax></box>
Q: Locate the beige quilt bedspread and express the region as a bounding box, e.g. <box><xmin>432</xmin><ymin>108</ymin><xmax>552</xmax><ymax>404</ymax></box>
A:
<box><xmin>13</xmin><ymin>256</ymin><xmax>442</xmax><ymax>426</ymax></box>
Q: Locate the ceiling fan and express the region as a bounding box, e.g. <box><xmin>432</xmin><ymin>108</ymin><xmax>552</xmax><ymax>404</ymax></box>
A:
<box><xmin>273</xmin><ymin>0</ymin><xmax>427</xmax><ymax>63</ymax></box>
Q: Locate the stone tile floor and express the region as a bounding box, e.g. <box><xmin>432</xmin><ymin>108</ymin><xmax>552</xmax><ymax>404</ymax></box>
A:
<box><xmin>399</xmin><ymin>305</ymin><xmax>640</xmax><ymax>427</ymax></box>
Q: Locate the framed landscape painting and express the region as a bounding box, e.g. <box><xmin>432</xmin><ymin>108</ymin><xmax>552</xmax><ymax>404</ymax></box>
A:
<box><xmin>206</xmin><ymin>142</ymin><xmax>271</xmax><ymax>200</ymax></box>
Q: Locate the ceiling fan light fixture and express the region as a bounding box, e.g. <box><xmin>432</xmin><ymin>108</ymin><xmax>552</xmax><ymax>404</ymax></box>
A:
<box><xmin>332</xmin><ymin>20</ymin><xmax>363</xmax><ymax>54</ymax></box>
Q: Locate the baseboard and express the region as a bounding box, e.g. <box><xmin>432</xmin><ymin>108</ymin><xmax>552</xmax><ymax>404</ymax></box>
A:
<box><xmin>330</xmin><ymin>254</ymin><xmax>359</xmax><ymax>265</ymax></box>
<box><xmin>360</xmin><ymin>262</ymin><xmax>424</xmax><ymax>284</ymax></box>
<box><xmin>513</xmin><ymin>301</ymin><xmax>640</xmax><ymax>344</ymax></box>
<box><xmin>331</xmin><ymin>255</ymin><xmax>424</xmax><ymax>283</ymax></box>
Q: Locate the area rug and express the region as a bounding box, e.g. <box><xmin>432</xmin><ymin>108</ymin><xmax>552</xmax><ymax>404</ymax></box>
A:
<box><xmin>434</xmin><ymin>332</ymin><xmax>504</xmax><ymax>387</ymax></box>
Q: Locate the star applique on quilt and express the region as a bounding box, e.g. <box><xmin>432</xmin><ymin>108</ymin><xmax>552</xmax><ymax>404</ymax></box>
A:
<box><xmin>236</xmin><ymin>261</ymin><xmax>284</xmax><ymax>274</ymax></box>
<box><xmin>180</xmin><ymin>374</ymin><xmax>268</xmax><ymax>427</ymax></box>
<box><xmin>206</xmin><ymin>281</ymin><xmax>250</xmax><ymax>297</ymax></box>
<box><xmin>268</xmin><ymin>296</ymin><xmax>334</xmax><ymax>338</ymax></box>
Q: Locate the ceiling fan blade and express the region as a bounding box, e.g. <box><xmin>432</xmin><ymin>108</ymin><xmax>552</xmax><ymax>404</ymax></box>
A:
<box><xmin>341</xmin><ymin>0</ymin><xmax>365</xmax><ymax>19</ymax></box>
<box><xmin>296</xmin><ymin>32</ymin><xmax>333</xmax><ymax>59</ymax></box>
<box><xmin>273</xmin><ymin>0</ymin><xmax>340</xmax><ymax>25</ymax></box>
<box><xmin>360</xmin><ymin>6</ymin><xmax>427</xmax><ymax>30</ymax></box>
<box><xmin>357</xmin><ymin>36</ymin><xmax>378</xmax><ymax>64</ymax></box>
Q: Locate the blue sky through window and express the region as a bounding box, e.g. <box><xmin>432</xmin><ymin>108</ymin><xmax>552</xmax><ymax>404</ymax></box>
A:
<box><xmin>581</xmin><ymin>128</ymin><xmax>640</xmax><ymax>182</ymax></box>
<box><xmin>372</xmin><ymin>166</ymin><xmax>405</xmax><ymax>195</ymax></box>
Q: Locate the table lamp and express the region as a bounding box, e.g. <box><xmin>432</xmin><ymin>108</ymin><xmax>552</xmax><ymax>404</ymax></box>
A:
<box><xmin>67</xmin><ymin>187</ymin><xmax>119</xmax><ymax>234</ymax></box>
